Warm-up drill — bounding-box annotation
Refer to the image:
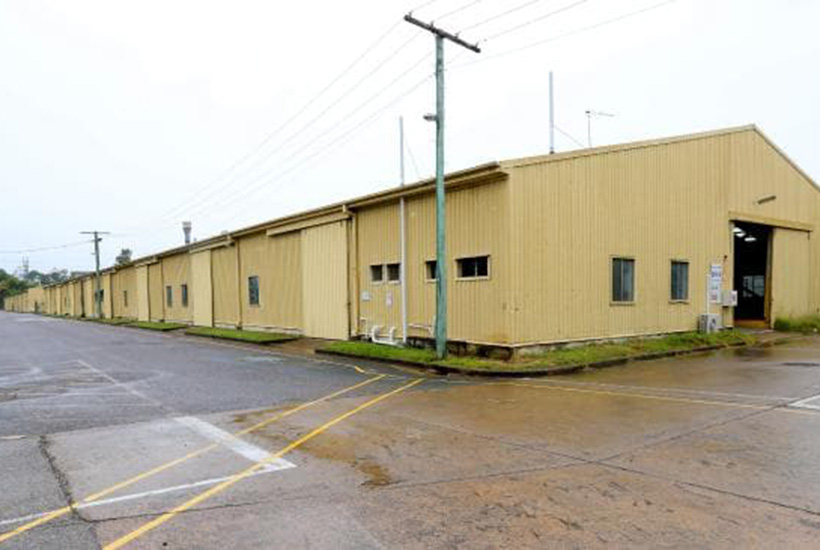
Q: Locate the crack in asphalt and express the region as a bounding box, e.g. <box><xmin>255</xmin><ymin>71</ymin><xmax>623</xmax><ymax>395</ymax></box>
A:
<box><xmin>38</xmin><ymin>434</ymin><xmax>102</xmax><ymax>550</ymax></box>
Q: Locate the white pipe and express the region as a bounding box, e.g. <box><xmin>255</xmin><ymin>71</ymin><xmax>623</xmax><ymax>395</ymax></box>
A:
<box><xmin>399</xmin><ymin>117</ymin><xmax>409</xmax><ymax>345</ymax></box>
<box><xmin>549</xmin><ymin>71</ymin><xmax>555</xmax><ymax>154</ymax></box>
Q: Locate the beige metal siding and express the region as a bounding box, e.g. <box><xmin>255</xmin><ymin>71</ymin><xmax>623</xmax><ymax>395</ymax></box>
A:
<box><xmin>161</xmin><ymin>254</ymin><xmax>192</xmax><ymax>323</ymax></box>
<box><xmin>83</xmin><ymin>278</ymin><xmax>94</xmax><ymax>317</ymax></box>
<box><xmin>302</xmin><ymin>221</ymin><xmax>348</xmax><ymax>339</ymax></box>
<box><xmin>112</xmin><ymin>267</ymin><xmax>137</xmax><ymax>319</ymax></box>
<box><xmin>506</xmin><ymin>128</ymin><xmax>820</xmax><ymax>344</ymax></box>
<box><xmin>101</xmin><ymin>274</ymin><xmax>113</xmax><ymax>318</ymax></box>
<box><xmin>191</xmin><ymin>250</ymin><xmax>213</xmax><ymax>327</ymax></box>
<box><xmin>136</xmin><ymin>266</ymin><xmax>150</xmax><ymax>321</ymax></box>
<box><xmin>507</xmin><ymin>136</ymin><xmax>734</xmax><ymax>344</ymax></box>
<box><xmin>148</xmin><ymin>263</ymin><xmax>164</xmax><ymax>321</ymax></box>
<box><xmin>239</xmin><ymin>232</ymin><xmax>302</xmax><ymax>331</ymax></box>
<box><xmin>355</xmin><ymin>181</ymin><xmax>511</xmax><ymax>343</ymax></box>
<box><xmin>212</xmin><ymin>245</ymin><xmax>240</xmax><ymax>327</ymax></box>
<box><xmin>771</xmin><ymin>228</ymin><xmax>812</xmax><ymax>319</ymax></box>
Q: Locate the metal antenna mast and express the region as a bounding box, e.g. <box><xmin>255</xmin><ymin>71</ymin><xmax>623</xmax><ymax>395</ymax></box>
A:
<box><xmin>404</xmin><ymin>13</ymin><xmax>480</xmax><ymax>359</ymax></box>
<box><xmin>81</xmin><ymin>231</ymin><xmax>110</xmax><ymax>318</ymax></box>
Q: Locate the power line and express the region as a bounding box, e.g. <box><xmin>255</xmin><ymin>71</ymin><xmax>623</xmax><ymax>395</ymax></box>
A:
<box><xmin>213</xmin><ymin>72</ymin><xmax>436</xmax><ymax>226</ymax></box>
<box><xmin>434</xmin><ymin>0</ymin><xmax>486</xmax><ymax>22</ymax></box>
<box><xmin>157</xmin><ymin>30</ymin><xmax>425</xmax><ymax>226</ymax></box>
<box><xmin>0</xmin><ymin>240</ymin><xmax>91</xmax><ymax>255</ymax></box>
<box><xmin>483</xmin><ymin>0</ymin><xmax>591</xmax><ymax>42</ymax></box>
<box><xmin>455</xmin><ymin>0</ymin><xmax>677</xmax><ymax>68</ymax></box>
<box><xmin>144</xmin><ymin>19</ymin><xmax>412</xmax><ymax>226</ymax></box>
<box><xmin>459</xmin><ymin>0</ymin><xmax>556</xmax><ymax>32</ymax></box>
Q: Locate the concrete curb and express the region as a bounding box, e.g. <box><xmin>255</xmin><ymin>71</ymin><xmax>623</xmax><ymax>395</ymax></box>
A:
<box><xmin>316</xmin><ymin>334</ymin><xmax>801</xmax><ymax>378</ymax></box>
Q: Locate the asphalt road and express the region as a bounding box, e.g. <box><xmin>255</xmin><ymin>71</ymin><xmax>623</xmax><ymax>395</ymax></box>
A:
<box><xmin>2</xmin><ymin>311</ymin><xmax>820</xmax><ymax>549</ymax></box>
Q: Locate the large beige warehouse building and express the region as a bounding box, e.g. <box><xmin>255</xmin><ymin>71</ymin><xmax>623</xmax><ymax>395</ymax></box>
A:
<box><xmin>7</xmin><ymin>126</ymin><xmax>819</xmax><ymax>350</ymax></box>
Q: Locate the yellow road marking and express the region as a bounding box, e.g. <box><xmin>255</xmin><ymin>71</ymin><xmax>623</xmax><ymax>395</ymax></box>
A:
<box><xmin>104</xmin><ymin>378</ymin><xmax>424</xmax><ymax>550</ymax></box>
<box><xmin>499</xmin><ymin>382</ymin><xmax>820</xmax><ymax>415</ymax></box>
<box><xmin>0</xmin><ymin>374</ymin><xmax>385</xmax><ymax>545</ymax></box>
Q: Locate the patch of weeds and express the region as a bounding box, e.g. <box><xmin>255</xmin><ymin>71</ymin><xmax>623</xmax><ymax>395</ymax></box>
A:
<box><xmin>774</xmin><ymin>316</ymin><xmax>820</xmax><ymax>333</ymax></box>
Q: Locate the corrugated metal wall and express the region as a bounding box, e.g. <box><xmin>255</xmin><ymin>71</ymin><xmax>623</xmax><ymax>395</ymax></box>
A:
<box><xmin>148</xmin><ymin>263</ymin><xmax>163</xmax><ymax>321</ymax></box>
<box><xmin>239</xmin><ymin>232</ymin><xmax>302</xmax><ymax>331</ymax></box>
<box><xmin>355</xmin><ymin>180</ymin><xmax>511</xmax><ymax>344</ymax></box>
<box><xmin>191</xmin><ymin>250</ymin><xmax>213</xmax><ymax>327</ymax></box>
<box><xmin>136</xmin><ymin>266</ymin><xmax>150</xmax><ymax>321</ymax></box>
<box><xmin>771</xmin><ymin>228</ymin><xmax>811</xmax><ymax>319</ymax></box>
<box><xmin>112</xmin><ymin>267</ymin><xmax>137</xmax><ymax>319</ymax></box>
<box><xmin>212</xmin><ymin>245</ymin><xmax>240</xmax><ymax>328</ymax></box>
<box><xmin>302</xmin><ymin>221</ymin><xmax>348</xmax><ymax>339</ymax></box>
<box><xmin>161</xmin><ymin>254</ymin><xmax>192</xmax><ymax>323</ymax></box>
<box><xmin>506</xmin><ymin>128</ymin><xmax>820</xmax><ymax>344</ymax></box>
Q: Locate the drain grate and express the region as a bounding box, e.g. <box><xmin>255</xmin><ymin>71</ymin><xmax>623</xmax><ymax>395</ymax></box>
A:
<box><xmin>782</xmin><ymin>362</ymin><xmax>820</xmax><ymax>368</ymax></box>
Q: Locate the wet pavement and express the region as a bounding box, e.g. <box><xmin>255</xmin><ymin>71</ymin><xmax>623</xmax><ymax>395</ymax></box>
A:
<box><xmin>1</xmin><ymin>311</ymin><xmax>820</xmax><ymax>548</ymax></box>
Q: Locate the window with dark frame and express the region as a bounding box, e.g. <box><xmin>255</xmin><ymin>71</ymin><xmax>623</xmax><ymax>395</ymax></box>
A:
<box><xmin>248</xmin><ymin>276</ymin><xmax>260</xmax><ymax>306</ymax></box>
<box><xmin>370</xmin><ymin>264</ymin><xmax>384</xmax><ymax>283</ymax></box>
<box><xmin>671</xmin><ymin>261</ymin><xmax>689</xmax><ymax>301</ymax></box>
<box><xmin>425</xmin><ymin>260</ymin><xmax>437</xmax><ymax>281</ymax></box>
<box><xmin>612</xmin><ymin>258</ymin><xmax>635</xmax><ymax>302</ymax></box>
<box><xmin>386</xmin><ymin>263</ymin><xmax>401</xmax><ymax>282</ymax></box>
<box><xmin>166</xmin><ymin>285</ymin><xmax>173</xmax><ymax>307</ymax></box>
<box><xmin>457</xmin><ymin>256</ymin><xmax>489</xmax><ymax>279</ymax></box>
<box><xmin>123</xmin><ymin>290</ymin><xmax>128</xmax><ymax>308</ymax></box>
<box><xmin>181</xmin><ymin>284</ymin><xmax>189</xmax><ymax>307</ymax></box>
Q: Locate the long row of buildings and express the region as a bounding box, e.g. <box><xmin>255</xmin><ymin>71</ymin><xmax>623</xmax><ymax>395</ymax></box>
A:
<box><xmin>6</xmin><ymin>126</ymin><xmax>819</xmax><ymax>350</ymax></box>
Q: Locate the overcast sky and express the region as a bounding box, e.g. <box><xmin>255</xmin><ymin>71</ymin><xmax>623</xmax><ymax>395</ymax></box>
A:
<box><xmin>1</xmin><ymin>0</ymin><xmax>817</xmax><ymax>273</ymax></box>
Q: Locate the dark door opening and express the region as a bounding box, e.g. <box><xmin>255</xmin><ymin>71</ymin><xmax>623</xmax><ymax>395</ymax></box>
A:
<box><xmin>733</xmin><ymin>222</ymin><xmax>771</xmax><ymax>321</ymax></box>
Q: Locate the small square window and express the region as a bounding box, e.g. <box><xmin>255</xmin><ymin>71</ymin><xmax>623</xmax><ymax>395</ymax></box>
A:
<box><xmin>370</xmin><ymin>265</ymin><xmax>384</xmax><ymax>283</ymax></box>
<box><xmin>425</xmin><ymin>260</ymin><xmax>437</xmax><ymax>281</ymax></box>
<box><xmin>248</xmin><ymin>276</ymin><xmax>260</xmax><ymax>306</ymax></box>
<box><xmin>671</xmin><ymin>261</ymin><xmax>689</xmax><ymax>301</ymax></box>
<box><xmin>166</xmin><ymin>285</ymin><xmax>173</xmax><ymax>307</ymax></box>
<box><xmin>612</xmin><ymin>258</ymin><xmax>635</xmax><ymax>302</ymax></box>
<box><xmin>386</xmin><ymin>263</ymin><xmax>401</xmax><ymax>282</ymax></box>
<box><xmin>457</xmin><ymin>256</ymin><xmax>489</xmax><ymax>279</ymax></box>
<box><xmin>181</xmin><ymin>284</ymin><xmax>189</xmax><ymax>308</ymax></box>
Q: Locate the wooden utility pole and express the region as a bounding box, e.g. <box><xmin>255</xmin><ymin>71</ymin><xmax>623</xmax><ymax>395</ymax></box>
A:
<box><xmin>404</xmin><ymin>14</ymin><xmax>480</xmax><ymax>359</ymax></box>
<box><xmin>81</xmin><ymin>231</ymin><xmax>110</xmax><ymax>318</ymax></box>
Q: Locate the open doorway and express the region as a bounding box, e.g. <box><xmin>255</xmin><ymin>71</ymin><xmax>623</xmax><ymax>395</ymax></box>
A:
<box><xmin>733</xmin><ymin>222</ymin><xmax>772</xmax><ymax>323</ymax></box>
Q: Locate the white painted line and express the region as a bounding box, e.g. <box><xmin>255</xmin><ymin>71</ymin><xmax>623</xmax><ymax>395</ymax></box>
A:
<box><xmin>74</xmin><ymin>359</ymin><xmax>163</xmax><ymax>407</ymax></box>
<box><xmin>789</xmin><ymin>394</ymin><xmax>820</xmax><ymax>411</ymax></box>
<box><xmin>0</xmin><ymin>466</ymin><xmax>283</xmax><ymax>527</ymax></box>
<box><xmin>175</xmin><ymin>416</ymin><xmax>296</xmax><ymax>471</ymax></box>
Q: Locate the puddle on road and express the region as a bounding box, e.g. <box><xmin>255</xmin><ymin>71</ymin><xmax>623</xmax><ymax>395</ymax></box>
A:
<box><xmin>733</xmin><ymin>347</ymin><xmax>773</xmax><ymax>360</ymax></box>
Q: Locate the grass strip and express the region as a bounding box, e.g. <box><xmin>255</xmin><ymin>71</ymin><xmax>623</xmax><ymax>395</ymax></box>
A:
<box><xmin>323</xmin><ymin>330</ymin><xmax>757</xmax><ymax>373</ymax></box>
<box><xmin>774</xmin><ymin>315</ymin><xmax>820</xmax><ymax>333</ymax></box>
<box><xmin>127</xmin><ymin>321</ymin><xmax>188</xmax><ymax>332</ymax></box>
<box><xmin>184</xmin><ymin>326</ymin><xmax>299</xmax><ymax>344</ymax></box>
<box><xmin>84</xmin><ymin>317</ymin><xmax>135</xmax><ymax>325</ymax></box>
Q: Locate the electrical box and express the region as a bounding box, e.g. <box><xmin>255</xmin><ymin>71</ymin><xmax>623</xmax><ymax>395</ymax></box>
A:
<box><xmin>699</xmin><ymin>314</ymin><xmax>722</xmax><ymax>334</ymax></box>
<box><xmin>722</xmin><ymin>289</ymin><xmax>738</xmax><ymax>307</ymax></box>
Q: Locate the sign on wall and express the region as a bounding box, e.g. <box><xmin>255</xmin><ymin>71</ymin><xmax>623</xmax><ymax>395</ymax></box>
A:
<box><xmin>709</xmin><ymin>264</ymin><xmax>723</xmax><ymax>304</ymax></box>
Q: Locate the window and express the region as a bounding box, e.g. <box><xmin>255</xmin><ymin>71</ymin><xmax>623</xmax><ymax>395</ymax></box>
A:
<box><xmin>386</xmin><ymin>263</ymin><xmax>401</xmax><ymax>283</ymax></box>
<box><xmin>457</xmin><ymin>256</ymin><xmax>490</xmax><ymax>279</ymax></box>
<box><xmin>166</xmin><ymin>285</ymin><xmax>173</xmax><ymax>307</ymax></box>
<box><xmin>181</xmin><ymin>284</ymin><xmax>189</xmax><ymax>308</ymax></box>
<box><xmin>671</xmin><ymin>261</ymin><xmax>689</xmax><ymax>301</ymax></box>
<box><xmin>425</xmin><ymin>260</ymin><xmax>437</xmax><ymax>281</ymax></box>
<box><xmin>123</xmin><ymin>290</ymin><xmax>128</xmax><ymax>308</ymax></box>
<box><xmin>370</xmin><ymin>264</ymin><xmax>384</xmax><ymax>283</ymax></box>
<box><xmin>612</xmin><ymin>258</ymin><xmax>635</xmax><ymax>302</ymax></box>
<box><xmin>248</xmin><ymin>276</ymin><xmax>260</xmax><ymax>306</ymax></box>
